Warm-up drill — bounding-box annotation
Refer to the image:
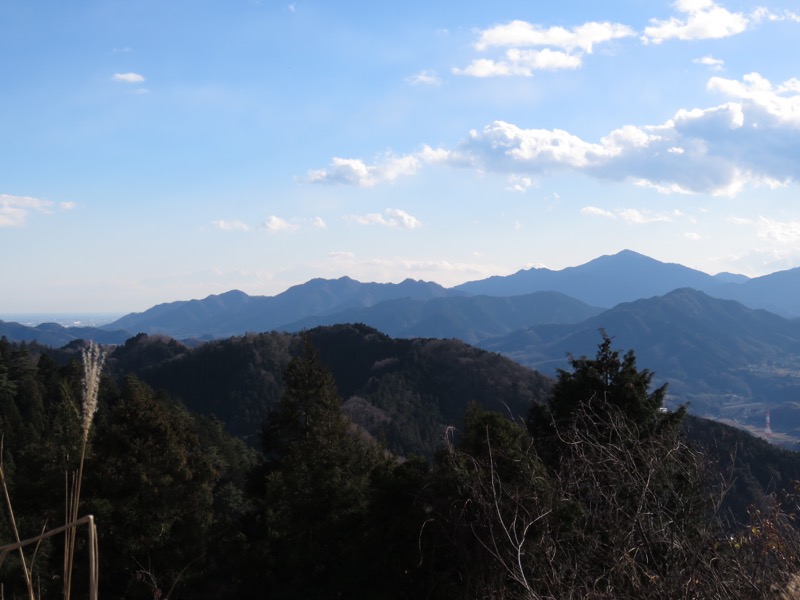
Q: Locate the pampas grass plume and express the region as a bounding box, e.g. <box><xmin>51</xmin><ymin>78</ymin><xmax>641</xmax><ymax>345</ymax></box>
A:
<box><xmin>81</xmin><ymin>342</ymin><xmax>105</xmax><ymax>443</ymax></box>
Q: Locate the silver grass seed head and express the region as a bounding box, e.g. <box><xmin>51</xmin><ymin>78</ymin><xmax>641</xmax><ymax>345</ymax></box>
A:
<box><xmin>81</xmin><ymin>342</ymin><xmax>106</xmax><ymax>443</ymax></box>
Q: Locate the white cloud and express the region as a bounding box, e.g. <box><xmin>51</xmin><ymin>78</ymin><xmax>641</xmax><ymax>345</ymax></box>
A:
<box><xmin>346</xmin><ymin>208</ymin><xmax>422</xmax><ymax>229</ymax></box>
<box><xmin>474</xmin><ymin>20</ymin><xmax>635</xmax><ymax>53</ymax></box>
<box><xmin>693</xmin><ymin>55</ymin><xmax>724</xmax><ymax>70</ymax></box>
<box><xmin>309</xmin><ymin>73</ymin><xmax>800</xmax><ymax>197</ymax></box>
<box><xmin>408</xmin><ymin>70</ymin><xmax>442</xmax><ymax>86</ymax></box>
<box><xmin>455</xmin><ymin>19</ymin><xmax>633</xmax><ymax>78</ymax></box>
<box><xmin>312</xmin><ymin>216</ymin><xmax>327</xmax><ymax>229</ymax></box>
<box><xmin>756</xmin><ymin>216</ymin><xmax>800</xmax><ymax>244</ymax></box>
<box><xmin>213</xmin><ymin>220</ymin><xmax>250</xmax><ymax>231</ymax></box>
<box><xmin>111</xmin><ymin>72</ymin><xmax>145</xmax><ymax>83</ymax></box>
<box><xmin>581</xmin><ymin>206</ymin><xmax>683</xmax><ymax>224</ymax></box>
<box><xmin>462</xmin><ymin>120</ymin><xmax>614</xmax><ymax>169</ymax></box>
<box><xmin>618</xmin><ymin>208</ymin><xmax>675</xmax><ymax>224</ymax></box>
<box><xmin>454</xmin><ymin>49</ymin><xmax>581</xmax><ymax>77</ymax></box>
<box><xmin>643</xmin><ymin>1</ymin><xmax>753</xmax><ymax>44</ymax></box>
<box><xmin>452</xmin><ymin>59</ymin><xmax>520</xmax><ymax>78</ymax></box>
<box><xmin>507</xmin><ymin>174</ymin><xmax>536</xmax><ymax>192</ymax></box>
<box><xmin>0</xmin><ymin>194</ymin><xmax>70</xmax><ymax>227</ymax></box>
<box><xmin>581</xmin><ymin>206</ymin><xmax>615</xmax><ymax>219</ymax></box>
<box><xmin>306</xmin><ymin>146</ymin><xmax>455</xmax><ymax>186</ymax></box>
<box><xmin>386</xmin><ymin>208</ymin><xmax>422</xmax><ymax>229</ymax></box>
<box><xmin>461</xmin><ymin>73</ymin><xmax>800</xmax><ymax>195</ymax></box>
<box><xmin>263</xmin><ymin>215</ymin><xmax>298</xmax><ymax>233</ymax></box>
<box><xmin>707</xmin><ymin>72</ymin><xmax>800</xmax><ymax>127</ymax></box>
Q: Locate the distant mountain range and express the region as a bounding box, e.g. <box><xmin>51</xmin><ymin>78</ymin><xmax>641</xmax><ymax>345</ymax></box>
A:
<box><xmin>0</xmin><ymin>319</ymin><xmax>131</xmax><ymax>347</ymax></box>
<box><xmin>2</xmin><ymin>249</ymin><xmax>798</xmax><ymax>343</ymax></box>
<box><xmin>91</xmin><ymin>250</ymin><xmax>800</xmax><ymax>336</ymax></box>
<box><xmin>106</xmin><ymin>277</ymin><xmax>463</xmax><ymax>339</ymax></box>
<box><xmin>4</xmin><ymin>248</ymin><xmax>800</xmax><ymax>344</ymax></box>
<box><xmin>5</xmin><ymin>248</ymin><xmax>800</xmax><ymax>441</ymax></box>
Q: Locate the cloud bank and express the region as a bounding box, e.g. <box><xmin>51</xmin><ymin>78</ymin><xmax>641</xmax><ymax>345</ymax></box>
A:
<box><xmin>307</xmin><ymin>73</ymin><xmax>800</xmax><ymax>197</ymax></box>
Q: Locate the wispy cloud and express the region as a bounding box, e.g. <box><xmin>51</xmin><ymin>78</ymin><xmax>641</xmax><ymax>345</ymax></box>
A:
<box><xmin>693</xmin><ymin>55</ymin><xmax>724</xmax><ymax>70</ymax></box>
<box><xmin>756</xmin><ymin>216</ymin><xmax>800</xmax><ymax>244</ymax></box>
<box><xmin>581</xmin><ymin>206</ymin><xmax>684</xmax><ymax>224</ymax></box>
<box><xmin>212</xmin><ymin>220</ymin><xmax>251</xmax><ymax>231</ymax></box>
<box><xmin>0</xmin><ymin>194</ymin><xmax>72</xmax><ymax>227</ymax></box>
<box><xmin>111</xmin><ymin>72</ymin><xmax>145</xmax><ymax>83</ymax></box>
<box><xmin>581</xmin><ymin>206</ymin><xmax>615</xmax><ymax>219</ymax></box>
<box><xmin>506</xmin><ymin>175</ymin><xmax>536</xmax><ymax>192</ymax></box>
<box><xmin>346</xmin><ymin>208</ymin><xmax>422</xmax><ymax>229</ymax></box>
<box><xmin>618</xmin><ymin>208</ymin><xmax>683</xmax><ymax>224</ymax></box>
<box><xmin>312</xmin><ymin>216</ymin><xmax>327</xmax><ymax>229</ymax></box>
<box><xmin>263</xmin><ymin>215</ymin><xmax>298</xmax><ymax>233</ymax></box>
<box><xmin>721</xmin><ymin>215</ymin><xmax>800</xmax><ymax>273</ymax></box>
<box><xmin>408</xmin><ymin>70</ymin><xmax>442</xmax><ymax>86</ymax></box>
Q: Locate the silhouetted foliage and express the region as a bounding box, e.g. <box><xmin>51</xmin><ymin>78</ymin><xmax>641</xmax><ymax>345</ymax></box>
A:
<box><xmin>2</xmin><ymin>331</ymin><xmax>800</xmax><ymax>598</ymax></box>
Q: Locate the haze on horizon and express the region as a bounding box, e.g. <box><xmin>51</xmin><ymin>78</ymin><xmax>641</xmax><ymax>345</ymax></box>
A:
<box><xmin>3</xmin><ymin>0</ymin><xmax>800</xmax><ymax>313</ymax></box>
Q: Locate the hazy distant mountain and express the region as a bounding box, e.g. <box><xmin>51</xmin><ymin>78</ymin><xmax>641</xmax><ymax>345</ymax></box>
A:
<box><xmin>711</xmin><ymin>267</ymin><xmax>800</xmax><ymax>318</ymax></box>
<box><xmin>92</xmin><ymin>249</ymin><xmax>800</xmax><ymax>340</ymax></box>
<box><xmin>454</xmin><ymin>249</ymin><xmax>727</xmax><ymax>307</ymax></box>
<box><xmin>283</xmin><ymin>291</ymin><xmax>603</xmax><ymax>344</ymax></box>
<box><xmin>0</xmin><ymin>319</ymin><xmax>131</xmax><ymax>346</ymax></box>
<box><xmin>479</xmin><ymin>288</ymin><xmax>800</xmax><ymax>420</ymax></box>
<box><xmin>106</xmin><ymin>277</ymin><xmax>462</xmax><ymax>338</ymax></box>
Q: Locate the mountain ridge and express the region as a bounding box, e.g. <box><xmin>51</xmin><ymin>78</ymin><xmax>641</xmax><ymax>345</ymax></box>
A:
<box><xmin>5</xmin><ymin>248</ymin><xmax>800</xmax><ymax>345</ymax></box>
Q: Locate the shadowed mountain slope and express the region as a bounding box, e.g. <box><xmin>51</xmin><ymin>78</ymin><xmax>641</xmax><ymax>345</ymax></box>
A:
<box><xmin>105</xmin><ymin>278</ymin><xmax>462</xmax><ymax>338</ymax></box>
<box><xmin>283</xmin><ymin>291</ymin><xmax>603</xmax><ymax>343</ymax></box>
<box><xmin>479</xmin><ymin>288</ymin><xmax>800</xmax><ymax>430</ymax></box>
<box><xmin>109</xmin><ymin>324</ymin><xmax>551</xmax><ymax>457</ymax></box>
<box><xmin>454</xmin><ymin>249</ymin><xmax>725</xmax><ymax>307</ymax></box>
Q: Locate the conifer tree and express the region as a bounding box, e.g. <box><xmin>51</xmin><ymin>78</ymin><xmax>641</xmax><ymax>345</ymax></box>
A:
<box><xmin>258</xmin><ymin>335</ymin><xmax>385</xmax><ymax>598</ymax></box>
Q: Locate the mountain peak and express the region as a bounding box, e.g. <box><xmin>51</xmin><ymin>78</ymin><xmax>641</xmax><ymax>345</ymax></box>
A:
<box><xmin>455</xmin><ymin>249</ymin><xmax>717</xmax><ymax>307</ymax></box>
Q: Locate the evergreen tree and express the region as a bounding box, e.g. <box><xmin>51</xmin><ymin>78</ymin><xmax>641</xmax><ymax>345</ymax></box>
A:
<box><xmin>256</xmin><ymin>336</ymin><xmax>386</xmax><ymax>598</ymax></box>
<box><xmin>528</xmin><ymin>330</ymin><xmax>685</xmax><ymax>466</ymax></box>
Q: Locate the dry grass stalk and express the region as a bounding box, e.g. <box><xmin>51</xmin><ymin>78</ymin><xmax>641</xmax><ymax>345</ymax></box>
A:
<box><xmin>0</xmin><ymin>516</ymin><xmax>98</xmax><ymax>600</ymax></box>
<box><xmin>0</xmin><ymin>438</ymin><xmax>35</xmax><ymax>600</ymax></box>
<box><xmin>63</xmin><ymin>342</ymin><xmax>105</xmax><ymax>600</ymax></box>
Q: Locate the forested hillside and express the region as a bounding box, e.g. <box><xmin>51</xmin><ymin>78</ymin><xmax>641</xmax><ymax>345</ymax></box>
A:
<box><xmin>109</xmin><ymin>324</ymin><xmax>551</xmax><ymax>457</ymax></box>
<box><xmin>2</xmin><ymin>332</ymin><xmax>800</xmax><ymax>598</ymax></box>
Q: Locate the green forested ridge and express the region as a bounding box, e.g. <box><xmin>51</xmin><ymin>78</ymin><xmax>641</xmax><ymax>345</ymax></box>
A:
<box><xmin>109</xmin><ymin>324</ymin><xmax>551</xmax><ymax>457</ymax></box>
<box><xmin>1</xmin><ymin>331</ymin><xmax>800</xmax><ymax>598</ymax></box>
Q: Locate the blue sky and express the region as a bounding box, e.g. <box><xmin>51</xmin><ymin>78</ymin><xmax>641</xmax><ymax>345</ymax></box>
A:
<box><xmin>3</xmin><ymin>0</ymin><xmax>800</xmax><ymax>312</ymax></box>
